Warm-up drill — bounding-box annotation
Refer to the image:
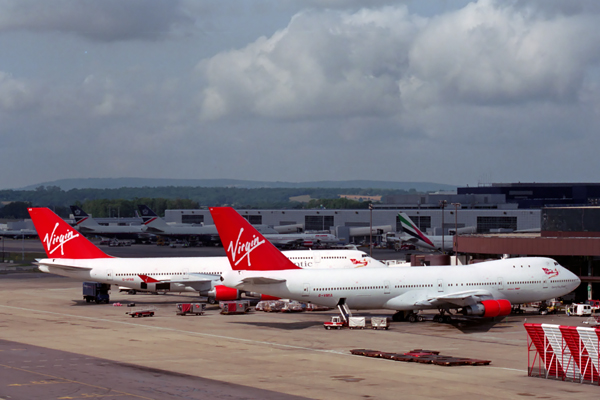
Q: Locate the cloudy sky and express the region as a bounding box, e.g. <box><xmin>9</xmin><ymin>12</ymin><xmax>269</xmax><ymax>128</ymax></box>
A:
<box><xmin>1</xmin><ymin>0</ymin><xmax>600</xmax><ymax>189</ymax></box>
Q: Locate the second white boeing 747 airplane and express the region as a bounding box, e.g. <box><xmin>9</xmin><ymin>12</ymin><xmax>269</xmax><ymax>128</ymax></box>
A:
<box><xmin>212</xmin><ymin>207</ymin><xmax>580</xmax><ymax>322</ymax></box>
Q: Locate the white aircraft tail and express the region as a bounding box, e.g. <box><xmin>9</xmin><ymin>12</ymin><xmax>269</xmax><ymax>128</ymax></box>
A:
<box><xmin>70</xmin><ymin>205</ymin><xmax>101</xmax><ymax>227</ymax></box>
<box><xmin>137</xmin><ymin>205</ymin><xmax>169</xmax><ymax>228</ymax></box>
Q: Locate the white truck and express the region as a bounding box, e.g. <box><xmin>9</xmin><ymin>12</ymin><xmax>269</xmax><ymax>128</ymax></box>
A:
<box><xmin>566</xmin><ymin>303</ymin><xmax>592</xmax><ymax>316</ymax></box>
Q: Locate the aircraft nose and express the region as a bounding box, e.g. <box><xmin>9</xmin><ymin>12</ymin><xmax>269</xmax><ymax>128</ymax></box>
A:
<box><xmin>562</xmin><ymin>264</ymin><xmax>581</xmax><ymax>286</ymax></box>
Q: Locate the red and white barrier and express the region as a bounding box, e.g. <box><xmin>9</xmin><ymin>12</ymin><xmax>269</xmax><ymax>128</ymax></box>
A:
<box><xmin>525</xmin><ymin>323</ymin><xmax>600</xmax><ymax>385</ymax></box>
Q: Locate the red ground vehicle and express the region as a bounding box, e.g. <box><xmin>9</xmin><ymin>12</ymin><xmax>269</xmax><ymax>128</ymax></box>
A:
<box><xmin>324</xmin><ymin>316</ymin><xmax>346</xmax><ymax>330</ymax></box>
<box><xmin>126</xmin><ymin>308</ymin><xmax>156</xmax><ymax>317</ymax></box>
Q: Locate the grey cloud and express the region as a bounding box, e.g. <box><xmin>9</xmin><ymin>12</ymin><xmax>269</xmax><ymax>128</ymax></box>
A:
<box><xmin>197</xmin><ymin>0</ymin><xmax>600</xmax><ymax>124</ymax></box>
<box><xmin>0</xmin><ymin>0</ymin><xmax>192</xmax><ymax>41</ymax></box>
<box><xmin>0</xmin><ymin>72</ymin><xmax>38</xmax><ymax>111</ymax></box>
<box><xmin>197</xmin><ymin>6</ymin><xmax>417</xmax><ymax>121</ymax></box>
<box><xmin>402</xmin><ymin>0</ymin><xmax>600</xmax><ymax>107</ymax></box>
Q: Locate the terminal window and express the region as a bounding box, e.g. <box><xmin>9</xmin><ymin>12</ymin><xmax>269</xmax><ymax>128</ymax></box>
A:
<box><xmin>476</xmin><ymin>216</ymin><xmax>517</xmax><ymax>233</ymax></box>
<box><xmin>243</xmin><ymin>215</ymin><xmax>262</xmax><ymax>225</ymax></box>
<box><xmin>182</xmin><ymin>215</ymin><xmax>204</xmax><ymax>224</ymax></box>
<box><xmin>305</xmin><ymin>215</ymin><xmax>334</xmax><ymax>231</ymax></box>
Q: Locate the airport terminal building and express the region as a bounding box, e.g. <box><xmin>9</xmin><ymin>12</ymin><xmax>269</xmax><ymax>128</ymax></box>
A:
<box><xmin>165</xmin><ymin>182</ymin><xmax>600</xmax><ymax>301</ymax></box>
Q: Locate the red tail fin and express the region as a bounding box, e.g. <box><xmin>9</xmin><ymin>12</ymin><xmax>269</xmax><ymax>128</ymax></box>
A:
<box><xmin>28</xmin><ymin>208</ymin><xmax>112</xmax><ymax>259</ymax></box>
<box><xmin>209</xmin><ymin>207</ymin><xmax>300</xmax><ymax>271</ymax></box>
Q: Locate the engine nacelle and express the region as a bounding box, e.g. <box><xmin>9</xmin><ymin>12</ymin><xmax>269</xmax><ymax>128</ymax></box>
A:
<box><xmin>207</xmin><ymin>285</ymin><xmax>240</xmax><ymax>302</ymax></box>
<box><xmin>463</xmin><ymin>299</ymin><xmax>512</xmax><ymax>318</ymax></box>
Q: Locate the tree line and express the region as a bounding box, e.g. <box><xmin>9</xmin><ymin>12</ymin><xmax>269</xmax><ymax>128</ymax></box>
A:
<box><xmin>0</xmin><ymin>185</ymin><xmax>416</xmax><ymax>218</ymax></box>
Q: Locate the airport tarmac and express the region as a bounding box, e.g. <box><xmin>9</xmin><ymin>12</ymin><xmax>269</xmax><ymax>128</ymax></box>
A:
<box><xmin>1</xmin><ymin>270</ymin><xmax>599</xmax><ymax>400</ymax></box>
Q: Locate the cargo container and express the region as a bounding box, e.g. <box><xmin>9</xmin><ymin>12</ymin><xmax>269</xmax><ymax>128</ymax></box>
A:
<box><xmin>220</xmin><ymin>300</ymin><xmax>250</xmax><ymax>315</ymax></box>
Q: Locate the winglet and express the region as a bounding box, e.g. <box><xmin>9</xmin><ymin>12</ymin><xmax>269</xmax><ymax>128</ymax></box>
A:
<box><xmin>28</xmin><ymin>207</ymin><xmax>112</xmax><ymax>259</ymax></box>
<box><xmin>210</xmin><ymin>207</ymin><xmax>300</xmax><ymax>271</ymax></box>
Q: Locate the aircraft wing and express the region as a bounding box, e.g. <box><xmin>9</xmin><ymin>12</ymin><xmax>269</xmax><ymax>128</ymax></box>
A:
<box><xmin>238</xmin><ymin>277</ymin><xmax>287</xmax><ymax>285</ymax></box>
<box><xmin>141</xmin><ymin>273</ymin><xmax>218</xmax><ymax>292</ymax></box>
<box><xmin>414</xmin><ymin>290</ymin><xmax>494</xmax><ymax>308</ymax></box>
<box><xmin>168</xmin><ymin>273</ymin><xmax>218</xmax><ymax>284</ymax></box>
<box><xmin>34</xmin><ymin>261</ymin><xmax>93</xmax><ymax>270</ymax></box>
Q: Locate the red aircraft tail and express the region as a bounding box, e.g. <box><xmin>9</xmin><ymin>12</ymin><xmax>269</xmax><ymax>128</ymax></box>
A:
<box><xmin>209</xmin><ymin>207</ymin><xmax>300</xmax><ymax>271</ymax></box>
<box><xmin>28</xmin><ymin>207</ymin><xmax>112</xmax><ymax>259</ymax></box>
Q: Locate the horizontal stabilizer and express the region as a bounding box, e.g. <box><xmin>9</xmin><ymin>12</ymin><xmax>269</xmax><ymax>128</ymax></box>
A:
<box><xmin>35</xmin><ymin>260</ymin><xmax>93</xmax><ymax>270</ymax></box>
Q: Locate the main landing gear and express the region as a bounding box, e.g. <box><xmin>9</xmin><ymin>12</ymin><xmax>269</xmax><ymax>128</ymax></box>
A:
<box><xmin>433</xmin><ymin>309</ymin><xmax>453</xmax><ymax>323</ymax></box>
<box><xmin>392</xmin><ymin>309</ymin><xmax>453</xmax><ymax>323</ymax></box>
<box><xmin>392</xmin><ymin>310</ymin><xmax>423</xmax><ymax>323</ymax></box>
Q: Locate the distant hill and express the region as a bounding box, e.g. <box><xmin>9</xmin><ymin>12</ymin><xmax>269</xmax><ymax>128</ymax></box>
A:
<box><xmin>19</xmin><ymin>178</ymin><xmax>456</xmax><ymax>192</ymax></box>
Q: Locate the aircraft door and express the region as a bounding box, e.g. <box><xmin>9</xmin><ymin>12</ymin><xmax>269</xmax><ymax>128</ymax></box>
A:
<box><xmin>497</xmin><ymin>277</ymin><xmax>504</xmax><ymax>290</ymax></box>
<box><xmin>543</xmin><ymin>279</ymin><xmax>548</xmax><ymax>289</ymax></box>
<box><xmin>437</xmin><ymin>279</ymin><xmax>444</xmax><ymax>293</ymax></box>
<box><xmin>107</xmin><ymin>269</ymin><xmax>113</xmax><ymax>281</ymax></box>
<box><xmin>384</xmin><ymin>280</ymin><xmax>390</xmax><ymax>294</ymax></box>
<box><xmin>314</xmin><ymin>252</ymin><xmax>321</xmax><ymax>265</ymax></box>
<box><xmin>302</xmin><ymin>283</ymin><xmax>310</xmax><ymax>297</ymax></box>
<box><xmin>183</xmin><ymin>268</ymin><xmax>189</xmax><ymax>280</ymax></box>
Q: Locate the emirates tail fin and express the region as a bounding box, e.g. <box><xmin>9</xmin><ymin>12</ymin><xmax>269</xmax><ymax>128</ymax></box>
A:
<box><xmin>28</xmin><ymin>207</ymin><xmax>112</xmax><ymax>259</ymax></box>
<box><xmin>209</xmin><ymin>207</ymin><xmax>300</xmax><ymax>271</ymax></box>
<box><xmin>398</xmin><ymin>212</ymin><xmax>435</xmax><ymax>248</ymax></box>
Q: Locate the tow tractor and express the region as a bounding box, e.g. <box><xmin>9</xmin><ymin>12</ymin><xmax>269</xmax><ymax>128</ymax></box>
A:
<box><xmin>126</xmin><ymin>307</ymin><xmax>157</xmax><ymax>318</ymax></box>
<box><xmin>324</xmin><ymin>316</ymin><xmax>346</xmax><ymax>329</ymax></box>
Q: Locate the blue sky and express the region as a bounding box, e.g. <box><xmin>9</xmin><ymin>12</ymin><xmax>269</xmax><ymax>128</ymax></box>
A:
<box><xmin>1</xmin><ymin>0</ymin><xmax>599</xmax><ymax>189</ymax></box>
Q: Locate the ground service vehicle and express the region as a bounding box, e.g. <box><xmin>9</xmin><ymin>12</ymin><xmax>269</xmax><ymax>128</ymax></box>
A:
<box><xmin>324</xmin><ymin>316</ymin><xmax>346</xmax><ymax>329</ymax></box>
<box><xmin>126</xmin><ymin>308</ymin><xmax>156</xmax><ymax>317</ymax></box>
<box><xmin>176</xmin><ymin>303</ymin><xmax>205</xmax><ymax>316</ymax></box>
<box><xmin>82</xmin><ymin>282</ymin><xmax>110</xmax><ymax>304</ymax></box>
<box><xmin>586</xmin><ymin>300</ymin><xmax>600</xmax><ymax>310</ymax></box>
<box><xmin>371</xmin><ymin>317</ymin><xmax>389</xmax><ymax>330</ymax></box>
<box><xmin>323</xmin><ymin>316</ymin><xmax>366</xmax><ymax>330</ymax></box>
<box><xmin>348</xmin><ymin>317</ymin><xmax>366</xmax><ymax>329</ymax></box>
<box><xmin>220</xmin><ymin>300</ymin><xmax>250</xmax><ymax>314</ymax></box>
<box><xmin>566</xmin><ymin>303</ymin><xmax>592</xmax><ymax>316</ymax></box>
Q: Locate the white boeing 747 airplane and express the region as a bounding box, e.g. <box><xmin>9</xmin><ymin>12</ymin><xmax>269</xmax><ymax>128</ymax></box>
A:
<box><xmin>212</xmin><ymin>207</ymin><xmax>580</xmax><ymax>322</ymax></box>
<box><xmin>29</xmin><ymin>208</ymin><xmax>384</xmax><ymax>303</ymax></box>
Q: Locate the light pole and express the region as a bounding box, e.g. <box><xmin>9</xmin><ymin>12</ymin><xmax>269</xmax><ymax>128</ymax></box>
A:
<box><xmin>369</xmin><ymin>203</ymin><xmax>373</xmax><ymax>257</ymax></box>
<box><xmin>451</xmin><ymin>203</ymin><xmax>461</xmax><ymax>255</ymax></box>
<box><xmin>439</xmin><ymin>200</ymin><xmax>447</xmax><ymax>254</ymax></box>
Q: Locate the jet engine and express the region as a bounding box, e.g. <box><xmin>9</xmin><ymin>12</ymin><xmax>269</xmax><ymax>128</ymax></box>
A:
<box><xmin>462</xmin><ymin>299</ymin><xmax>511</xmax><ymax>318</ymax></box>
<box><xmin>207</xmin><ymin>285</ymin><xmax>240</xmax><ymax>304</ymax></box>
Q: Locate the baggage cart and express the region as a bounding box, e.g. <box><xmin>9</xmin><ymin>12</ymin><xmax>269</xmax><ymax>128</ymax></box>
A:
<box><xmin>371</xmin><ymin>317</ymin><xmax>389</xmax><ymax>330</ymax></box>
<box><xmin>348</xmin><ymin>317</ymin><xmax>366</xmax><ymax>329</ymax></box>
<box><xmin>176</xmin><ymin>303</ymin><xmax>205</xmax><ymax>316</ymax></box>
<box><xmin>220</xmin><ymin>300</ymin><xmax>250</xmax><ymax>314</ymax></box>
